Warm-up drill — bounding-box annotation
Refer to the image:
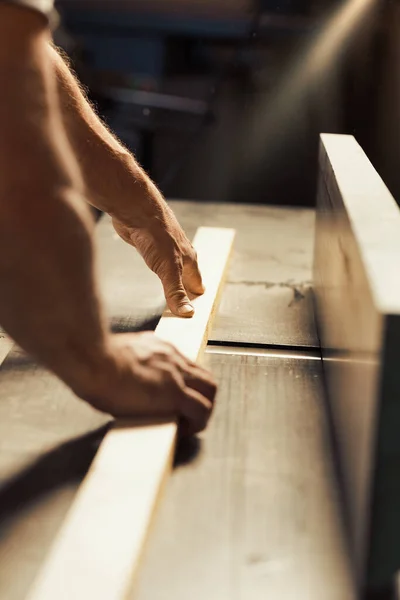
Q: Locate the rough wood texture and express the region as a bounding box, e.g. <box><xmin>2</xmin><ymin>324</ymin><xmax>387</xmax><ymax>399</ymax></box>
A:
<box><xmin>314</xmin><ymin>133</ymin><xmax>400</xmax><ymax>591</ymax></box>
<box><xmin>96</xmin><ymin>203</ymin><xmax>317</xmax><ymax>348</ymax></box>
<box><xmin>0</xmin><ymin>204</ymin><xmax>316</xmax><ymax>600</ymax></box>
<box><xmin>27</xmin><ymin>227</ymin><xmax>234</xmax><ymax>600</ymax></box>
<box><xmin>0</xmin><ymin>347</ymin><xmax>110</xmax><ymax>600</ymax></box>
<box><xmin>134</xmin><ymin>348</ymin><xmax>355</xmax><ymax>600</ymax></box>
<box><xmin>27</xmin><ymin>422</ymin><xmax>177</xmax><ymax>600</ymax></box>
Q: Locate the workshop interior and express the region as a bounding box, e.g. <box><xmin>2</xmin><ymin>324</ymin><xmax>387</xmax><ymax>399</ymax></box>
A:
<box><xmin>1</xmin><ymin>1</ymin><xmax>400</xmax><ymax>600</ymax></box>
<box><xmin>53</xmin><ymin>0</ymin><xmax>399</xmax><ymax>208</ymax></box>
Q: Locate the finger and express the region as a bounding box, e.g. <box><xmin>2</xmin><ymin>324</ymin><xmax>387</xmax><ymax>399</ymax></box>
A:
<box><xmin>183</xmin><ymin>366</ymin><xmax>217</xmax><ymax>405</ymax></box>
<box><xmin>177</xmin><ymin>417</ymin><xmax>194</xmax><ymax>438</ymax></box>
<box><xmin>160</xmin><ymin>263</ymin><xmax>195</xmax><ymax>318</ymax></box>
<box><xmin>182</xmin><ymin>251</ymin><xmax>205</xmax><ymax>296</ymax></box>
<box><xmin>165</xmin><ymin>350</ymin><xmax>217</xmax><ymax>405</ymax></box>
<box><xmin>180</xmin><ymin>387</ymin><xmax>213</xmax><ymax>435</ymax></box>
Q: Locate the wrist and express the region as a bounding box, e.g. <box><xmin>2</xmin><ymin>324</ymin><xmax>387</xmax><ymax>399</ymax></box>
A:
<box><xmin>69</xmin><ymin>335</ymin><xmax>127</xmax><ymax>413</ymax></box>
<box><xmin>88</xmin><ymin>150</ymin><xmax>162</xmax><ymax>227</ymax></box>
<box><xmin>59</xmin><ymin>335</ymin><xmax>117</xmax><ymax>404</ymax></box>
<box><xmin>113</xmin><ymin>158</ymin><xmax>168</xmax><ymax>225</ymax></box>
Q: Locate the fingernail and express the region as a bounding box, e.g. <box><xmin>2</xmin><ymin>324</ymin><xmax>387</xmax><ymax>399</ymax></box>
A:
<box><xmin>179</xmin><ymin>303</ymin><xmax>194</xmax><ymax>316</ymax></box>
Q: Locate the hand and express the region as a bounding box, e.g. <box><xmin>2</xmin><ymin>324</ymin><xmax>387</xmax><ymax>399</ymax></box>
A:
<box><xmin>83</xmin><ymin>332</ymin><xmax>217</xmax><ymax>435</ymax></box>
<box><xmin>49</xmin><ymin>43</ymin><xmax>204</xmax><ymax>316</ymax></box>
<box><xmin>112</xmin><ymin>203</ymin><xmax>204</xmax><ymax>318</ymax></box>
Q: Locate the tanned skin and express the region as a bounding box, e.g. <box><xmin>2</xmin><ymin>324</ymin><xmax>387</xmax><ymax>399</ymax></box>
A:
<box><xmin>0</xmin><ymin>4</ymin><xmax>216</xmax><ymax>435</ymax></box>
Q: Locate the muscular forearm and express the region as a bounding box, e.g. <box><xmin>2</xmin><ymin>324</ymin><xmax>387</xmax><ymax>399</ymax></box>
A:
<box><xmin>0</xmin><ymin>4</ymin><xmax>216</xmax><ymax>430</ymax></box>
<box><xmin>50</xmin><ymin>44</ymin><xmax>205</xmax><ymax>318</ymax></box>
<box><xmin>0</xmin><ymin>190</ymin><xmax>111</xmax><ymax>398</ymax></box>
<box><xmin>50</xmin><ymin>45</ymin><xmax>163</xmax><ymax>226</ymax></box>
<box><xmin>0</xmin><ymin>6</ymin><xmax>111</xmax><ymax>399</ymax></box>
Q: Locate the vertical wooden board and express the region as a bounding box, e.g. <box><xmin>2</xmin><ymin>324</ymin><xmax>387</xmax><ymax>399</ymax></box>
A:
<box><xmin>314</xmin><ymin>133</ymin><xmax>400</xmax><ymax>590</ymax></box>
<box><xmin>26</xmin><ymin>227</ymin><xmax>235</xmax><ymax>600</ymax></box>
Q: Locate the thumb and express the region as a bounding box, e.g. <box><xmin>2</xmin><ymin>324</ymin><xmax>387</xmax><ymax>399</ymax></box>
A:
<box><xmin>160</xmin><ymin>263</ymin><xmax>195</xmax><ymax>318</ymax></box>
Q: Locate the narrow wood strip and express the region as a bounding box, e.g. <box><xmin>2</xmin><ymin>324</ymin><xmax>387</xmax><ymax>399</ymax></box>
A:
<box><xmin>155</xmin><ymin>227</ymin><xmax>235</xmax><ymax>361</ymax></box>
<box><xmin>27</xmin><ymin>226</ymin><xmax>235</xmax><ymax>600</ymax></box>
<box><xmin>0</xmin><ymin>333</ymin><xmax>13</xmax><ymax>367</ymax></box>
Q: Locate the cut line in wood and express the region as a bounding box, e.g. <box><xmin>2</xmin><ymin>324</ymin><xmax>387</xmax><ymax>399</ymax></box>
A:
<box><xmin>26</xmin><ymin>226</ymin><xmax>235</xmax><ymax>600</ymax></box>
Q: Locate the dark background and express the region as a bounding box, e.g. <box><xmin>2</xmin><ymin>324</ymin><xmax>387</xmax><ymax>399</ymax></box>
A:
<box><xmin>54</xmin><ymin>0</ymin><xmax>400</xmax><ymax>207</ymax></box>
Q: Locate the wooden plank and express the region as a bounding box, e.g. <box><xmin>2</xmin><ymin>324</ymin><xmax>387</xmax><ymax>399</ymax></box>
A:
<box><xmin>0</xmin><ymin>332</ymin><xmax>13</xmax><ymax>367</ymax></box>
<box><xmin>313</xmin><ymin>133</ymin><xmax>400</xmax><ymax>592</ymax></box>
<box><xmin>0</xmin><ymin>203</ymin><xmax>314</xmax><ymax>600</ymax></box>
<box><xmin>26</xmin><ymin>227</ymin><xmax>235</xmax><ymax>600</ymax></box>
<box><xmin>97</xmin><ymin>204</ymin><xmax>317</xmax><ymax>348</ymax></box>
<box><xmin>134</xmin><ymin>347</ymin><xmax>356</xmax><ymax>600</ymax></box>
<box><xmin>160</xmin><ymin>204</ymin><xmax>317</xmax><ymax>349</ymax></box>
<box><xmin>0</xmin><ymin>348</ymin><xmax>111</xmax><ymax>600</ymax></box>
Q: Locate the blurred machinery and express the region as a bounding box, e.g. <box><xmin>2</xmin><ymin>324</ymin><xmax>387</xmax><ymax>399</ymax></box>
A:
<box><xmin>54</xmin><ymin>0</ymin><xmax>397</xmax><ymax>208</ymax></box>
<box><xmin>55</xmin><ymin>0</ymin><xmax>325</xmax><ymax>198</ymax></box>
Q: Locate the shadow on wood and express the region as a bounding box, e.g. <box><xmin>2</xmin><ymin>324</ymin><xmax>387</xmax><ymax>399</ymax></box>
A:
<box><xmin>0</xmin><ymin>425</ymin><xmax>110</xmax><ymax>522</ymax></box>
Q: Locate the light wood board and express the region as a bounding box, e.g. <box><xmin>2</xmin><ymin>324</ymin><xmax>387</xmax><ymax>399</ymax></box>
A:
<box><xmin>314</xmin><ymin>133</ymin><xmax>400</xmax><ymax>592</ymax></box>
<box><xmin>0</xmin><ymin>203</ymin><xmax>315</xmax><ymax>600</ymax></box>
<box><xmin>26</xmin><ymin>226</ymin><xmax>235</xmax><ymax>600</ymax></box>
<box><xmin>0</xmin><ymin>332</ymin><xmax>13</xmax><ymax>367</ymax></box>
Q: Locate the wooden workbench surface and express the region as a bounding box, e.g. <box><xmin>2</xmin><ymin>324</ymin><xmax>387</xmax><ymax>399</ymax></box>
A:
<box><xmin>0</xmin><ymin>202</ymin><xmax>351</xmax><ymax>600</ymax></box>
<box><xmin>134</xmin><ymin>347</ymin><xmax>354</xmax><ymax>600</ymax></box>
<box><xmin>97</xmin><ymin>201</ymin><xmax>318</xmax><ymax>348</ymax></box>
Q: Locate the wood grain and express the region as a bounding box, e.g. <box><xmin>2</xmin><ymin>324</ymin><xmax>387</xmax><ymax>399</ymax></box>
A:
<box><xmin>26</xmin><ymin>227</ymin><xmax>235</xmax><ymax>600</ymax></box>
<box><xmin>314</xmin><ymin>133</ymin><xmax>400</xmax><ymax>591</ymax></box>
<box><xmin>0</xmin><ymin>348</ymin><xmax>111</xmax><ymax>600</ymax></box>
<box><xmin>0</xmin><ymin>204</ymin><xmax>315</xmax><ymax>600</ymax></box>
<box><xmin>134</xmin><ymin>348</ymin><xmax>356</xmax><ymax>600</ymax></box>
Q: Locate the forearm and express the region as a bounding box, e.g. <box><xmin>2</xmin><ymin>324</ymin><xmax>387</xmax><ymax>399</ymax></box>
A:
<box><xmin>0</xmin><ymin>6</ymin><xmax>111</xmax><ymax>399</ymax></box>
<box><xmin>49</xmin><ymin>44</ymin><xmax>204</xmax><ymax>318</ymax></box>
<box><xmin>0</xmin><ymin>4</ymin><xmax>215</xmax><ymax>426</ymax></box>
<box><xmin>50</xmin><ymin>45</ymin><xmax>164</xmax><ymax>226</ymax></box>
<box><xmin>0</xmin><ymin>191</ymin><xmax>111</xmax><ymax>397</ymax></box>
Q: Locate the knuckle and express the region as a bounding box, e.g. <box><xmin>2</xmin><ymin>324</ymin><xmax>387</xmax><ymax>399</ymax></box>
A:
<box><xmin>151</xmin><ymin>256</ymin><xmax>168</xmax><ymax>276</ymax></box>
<box><xmin>161</xmin><ymin>263</ymin><xmax>184</xmax><ymax>291</ymax></box>
<box><xmin>160</xmin><ymin>339</ymin><xmax>178</xmax><ymax>354</ymax></box>
<box><xmin>153</xmin><ymin>351</ymin><xmax>169</xmax><ymax>363</ymax></box>
<box><xmin>160</xmin><ymin>363</ymin><xmax>181</xmax><ymax>386</ymax></box>
<box><xmin>166</xmin><ymin>287</ymin><xmax>187</xmax><ymax>304</ymax></box>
